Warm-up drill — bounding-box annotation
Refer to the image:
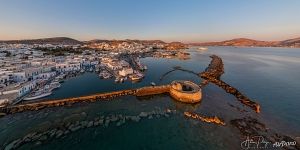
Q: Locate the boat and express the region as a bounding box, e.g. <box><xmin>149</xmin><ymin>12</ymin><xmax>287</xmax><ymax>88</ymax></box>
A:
<box><xmin>50</xmin><ymin>82</ymin><xmax>61</xmax><ymax>90</ymax></box>
<box><xmin>115</xmin><ymin>77</ymin><xmax>120</xmax><ymax>83</ymax></box>
<box><xmin>23</xmin><ymin>90</ymin><xmax>52</xmax><ymax>101</ymax></box>
<box><xmin>80</xmin><ymin>69</ymin><xmax>85</xmax><ymax>73</ymax></box>
<box><xmin>151</xmin><ymin>82</ymin><xmax>156</xmax><ymax>86</ymax></box>
<box><xmin>198</xmin><ymin>47</ymin><xmax>208</xmax><ymax>50</ymax></box>
<box><xmin>129</xmin><ymin>74</ymin><xmax>143</xmax><ymax>81</ymax></box>
<box><xmin>99</xmin><ymin>70</ymin><xmax>112</xmax><ymax>79</ymax></box>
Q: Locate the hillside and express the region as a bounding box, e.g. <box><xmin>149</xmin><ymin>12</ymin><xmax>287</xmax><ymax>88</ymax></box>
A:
<box><xmin>0</xmin><ymin>37</ymin><xmax>82</xmax><ymax>45</ymax></box>
<box><xmin>191</xmin><ymin>37</ymin><xmax>300</xmax><ymax>48</ymax></box>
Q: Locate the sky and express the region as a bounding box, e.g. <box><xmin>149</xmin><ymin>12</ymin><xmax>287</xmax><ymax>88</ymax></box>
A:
<box><xmin>0</xmin><ymin>0</ymin><xmax>300</xmax><ymax>42</ymax></box>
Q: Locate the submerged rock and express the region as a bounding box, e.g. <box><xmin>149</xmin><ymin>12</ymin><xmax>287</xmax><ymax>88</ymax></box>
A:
<box><xmin>87</xmin><ymin>121</ymin><xmax>94</xmax><ymax>127</ymax></box>
<box><xmin>5</xmin><ymin>139</ymin><xmax>22</xmax><ymax>150</ymax></box>
<box><xmin>55</xmin><ymin>130</ymin><xmax>64</xmax><ymax>138</ymax></box>
<box><xmin>139</xmin><ymin>112</ymin><xmax>148</xmax><ymax>117</ymax></box>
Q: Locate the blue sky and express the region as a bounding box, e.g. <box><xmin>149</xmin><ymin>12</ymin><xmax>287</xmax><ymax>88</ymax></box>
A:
<box><xmin>0</xmin><ymin>0</ymin><xmax>299</xmax><ymax>42</ymax></box>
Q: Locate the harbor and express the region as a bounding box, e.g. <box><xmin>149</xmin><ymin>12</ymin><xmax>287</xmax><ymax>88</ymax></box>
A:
<box><xmin>0</xmin><ymin>47</ymin><xmax>299</xmax><ymax>150</ymax></box>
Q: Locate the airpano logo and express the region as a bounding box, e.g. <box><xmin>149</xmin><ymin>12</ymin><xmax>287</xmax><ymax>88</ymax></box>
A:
<box><xmin>240</xmin><ymin>136</ymin><xmax>297</xmax><ymax>149</ymax></box>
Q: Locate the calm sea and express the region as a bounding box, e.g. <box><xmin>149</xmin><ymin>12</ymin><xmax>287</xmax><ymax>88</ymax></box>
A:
<box><xmin>0</xmin><ymin>47</ymin><xmax>299</xmax><ymax>150</ymax></box>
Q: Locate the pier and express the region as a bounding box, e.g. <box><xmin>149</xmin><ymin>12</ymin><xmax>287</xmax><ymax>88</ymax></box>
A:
<box><xmin>1</xmin><ymin>85</ymin><xmax>171</xmax><ymax>114</ymax></box>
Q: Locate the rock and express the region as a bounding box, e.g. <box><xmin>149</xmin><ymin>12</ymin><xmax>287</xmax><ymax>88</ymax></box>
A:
<box><xmin>87</xmin><ymin>121</ymin><xmax>94</xmax><ymax>127</ymax></box>
<box><xmin>35</xmin><ymin>141</ymin><xmax>42</xmax><ymax>145</ymax></box>
<box><xmin>105</xmin><ymin>120</ymin><xmax>110</xmax><ymax>127</ymax></box>
<box><xmin>148</xmin><ymin>115</ymin><xmax>153</xmax><ymax>119</ymax></box>
<box><xmin>31</xmin><ymin>133</ymin><xmax>43</xmax><ymax>141</ymax></box>
<box><xmin>156</xmin><ymin>115</ymin><xmax>160</xmax><ymax>118</ymax></box>
<box><xmin>49</xmin><ymin>129</ymin><xmax>57</xmax><ymax>137</ymax></box>
<box><xmin>64</xmin><ymin>130</ymin><xmax>70</xmax><ymax>135</ymax></box>
<box><xmin>116</xmin><ymin>121</ymin><xmax>122</xmax><ymax>126</ymax></box>
<box><xmin>131</xmin><ymin>116</ymin><xmax>141</xmax><ymax>122</ymax></box>
<box><xmin>164</xmin><ymin>114</ymin><xmax>170</xmax><ymax>118</ymax></box>
<box><xmin>80</xmin><ymin>121</ymin><xmax>88</xmax><ymax>128</ymax></box>
<box><xmin>81</xmin><ymin>112</ymin><xmax>87</xmax><ymax>117</ymax></box>
<box><xmin>93</xmin><ymin>121</ymin><xmax>99</xmax><ymax>126</ymax></box>
<box><xmin>23</xmin><ymin>132</ymin><xmax>37</xmax><ymax>142</ymax></box>
<box><xmin>70</xmin><ymin>126</ymin><xmax>81</xmax><ymax>132</ymax></box>
<box><xmin>99</xmin><ymin>119</ymin><xmax>104</xmax><ymax>125</ymax></box>
<box><xmin>39</xmin><ymin>135</ymin><xmax>47</xmax><ymax>141</ymax></box>
<box><xmin>55</xmin><ymin>130</ymin><xmax>64</xmax><ymax>138</ymax></box>
<box><xmin>139</xmin><ymin>112</ymin><xmax>148</xmax><ymax>117</ymax></box>
<box><xmin>5</xmin><ymin>139</ymin><xmax>21</xmax><ymax>150</ymax></box>
<box><xmin>110</xmin><ymin>115</ymin><xmax>118</xmax><ymax>122</ymax></box>
<box><xmin>94</xmin><ymin>117</ymin><xmax>100</xmax><ymax>121</ymax></box>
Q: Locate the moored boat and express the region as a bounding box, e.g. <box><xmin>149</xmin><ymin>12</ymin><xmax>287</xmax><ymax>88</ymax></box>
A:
<box><xmin>23</xmin><ymin>90</ymin><xmax>52</xmax><ymax>101</ymax></box>
<box><xmin>198</xmin><ymin>47</ymin><xmax>208</xmax><ymax>50</ymax></box>
<box><xmin>50</xmin><ymin>82</ymin><xmax>61</xmax><ymax>90</ymax></box>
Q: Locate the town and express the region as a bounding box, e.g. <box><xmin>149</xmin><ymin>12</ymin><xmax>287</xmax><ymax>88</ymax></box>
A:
<box><xmin>0</xmin><ymin>39</ymin><xmax>189</xmax><ymax>107</ymax></box>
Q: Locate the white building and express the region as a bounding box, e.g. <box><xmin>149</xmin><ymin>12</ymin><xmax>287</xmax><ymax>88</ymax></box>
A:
<box><xmin>56</xmin><ymin>62</ymin><xmax>81</xmax><ymax>72</ymax></box>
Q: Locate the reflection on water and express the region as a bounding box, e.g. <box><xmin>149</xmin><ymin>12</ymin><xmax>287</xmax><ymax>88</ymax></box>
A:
<box><xmin>0</xmin><ymin>47</ymin><xmax>299</xmax><ymax>150</ymax></box>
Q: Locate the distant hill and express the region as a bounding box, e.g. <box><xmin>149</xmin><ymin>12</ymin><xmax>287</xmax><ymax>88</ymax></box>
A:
<box><xmin>85</xmin><ymin>39</ymin><xmax>166</xmax><ymax>45</ymax></box>
<box><xmin>191</xmin><ymin>37</ymin><xmax>300</xmax><ymax>48</ymax></box>
<box><xmin>0</xmin><ymin>37</ymin><xmax>82</xmax><ymax>45</ymax></box>
<box><xmin>278</xmin><ymin>37</ymin><xmax>300</xmax><ymax>47</ymax></box>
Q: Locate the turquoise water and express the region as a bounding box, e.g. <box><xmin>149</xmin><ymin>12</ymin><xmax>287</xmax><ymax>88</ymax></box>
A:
<box><xmin>0</xmin><ymin>47</ymin><xmax>299</xmax><ymax>150</ymax></box>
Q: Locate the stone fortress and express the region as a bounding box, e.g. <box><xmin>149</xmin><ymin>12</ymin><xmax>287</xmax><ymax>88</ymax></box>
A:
<box><xmin>169</xmin><ymin>80</ymin><xmax>202</xmax><ymax>103</ymax></box>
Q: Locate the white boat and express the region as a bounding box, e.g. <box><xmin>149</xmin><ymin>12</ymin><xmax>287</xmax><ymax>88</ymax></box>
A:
<box><xmin>151</xmin><ymin>82</ymin><xmax>156</xmax><ymax>86</ymax></box>
<box><xmin>23</xmin><ymin>91</ymin><xmax>52</xmax><ymax>101</ymax></box>
<box><xmin>198</xmin><ymin>47</ymin><xmax>208</xmax><ymax>50</ymax></box>
<box><xmin>50</xmin><ymin>82</ymin><xmax>61</xmax><ymax>90</ymax></box>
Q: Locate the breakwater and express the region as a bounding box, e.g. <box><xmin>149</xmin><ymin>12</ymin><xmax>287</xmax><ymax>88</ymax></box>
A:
<box><xmin>2</xmin><ymin>108</ymin><xmax>177</xmax><ymax>150</ymax></box>
<box><xmin>184</xmin><ymin>112</ymin><xmax>225</xmax><ymax>126</ymax></box>
<box><xmin>200</xmin><ymin>55</ymin><xmax>261</xmax><ymax>113</ymax></box>
<box><xmin>1</xmin><ymin>85</ymin><xmax>171</xmax><ymax>115</ymax></box>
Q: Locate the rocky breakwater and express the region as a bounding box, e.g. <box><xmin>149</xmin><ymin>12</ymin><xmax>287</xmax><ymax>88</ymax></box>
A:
<box><xmin>199</xmin><ymin>55</ymin><xmax>260</xmax><ymax>113</ymax></box>
<box><xmin>184</xmin><ymin>112</ymin><xmax>225</xmax><ymax>126</ymax></box>
<box><xmin>2</xmin><ymin>108</ymin><xmax>177</xmax><ymax>150</ymax></box>
<box><xmin>1</xmin><ymin>89</ymin><xmax>137</xmax><ymax>115</ymax></box>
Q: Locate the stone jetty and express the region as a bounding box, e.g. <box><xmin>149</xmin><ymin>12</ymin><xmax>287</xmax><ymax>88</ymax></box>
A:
<box><xmin>200</xmin><ymin>55</ymin><xmax>261</xmax><ymax>113</ymax></box>
<box><xmin>184</xmin><ymin>112</ymin><xmax>225</xmax><ymax>126</ymax></box>
<box><xmin>1</xmin><ymin>85</ymin><xmax>171</xmax><ymax>114</ymax></box>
